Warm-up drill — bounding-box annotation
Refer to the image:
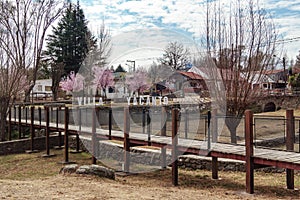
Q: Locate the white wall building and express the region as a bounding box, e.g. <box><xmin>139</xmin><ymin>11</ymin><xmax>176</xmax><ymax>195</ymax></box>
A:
<box><xmin>31</xmin><ymin>79</ymin><xmax>52</xmax><ymax>97</ymax></box>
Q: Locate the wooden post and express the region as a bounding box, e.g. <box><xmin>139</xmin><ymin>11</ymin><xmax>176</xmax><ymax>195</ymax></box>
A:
<box><xmin>184</xmin><ymin>108</ymin><xmax>188</xmax><ymax>139</ymax></box>
<box><xmin>75</xmin><ymin>107</ymin><xmax>80</xmax><ymax>152</ymax></box>
<box><xmin>212</xmin><ymin>109</ymin><xmax>218</xmax><ymax>143</ymax></box>
<box><xmin>8</xmin><ymin>107</ymin><xmax>11</xmax><ymax>141</ymax></box>
<box><xmin>57</xmin><ymin>107</ymin><xmax>62</xmax><ymax>149</ymax></box>
<box><xmin>147</xmin><ymin>110</ymin><xmax>151</xmax><ymax>146</ymax></box>
<box><xmin>124</xmin><ymin>107</ymin><xmax>130</xmax><ymax>173</ymax></box>
<box><xmin>13</xmin><ymin>105</ymin><xmax>16</xmax><ymax>122</ymax></box>
<box><xmin>38</xmin><ymin>107</ymin><xmax>42</xmax><ymax>128</ymax></box>
<box><xmin>212</xmin><ymin>156</ymin><xmax>218</xmax><ymax>179</ymax></box>
<box><xmin>108</xmin><ymin>108</ymin><xmax>112</xmax><ymax>140</ymax></box>
<box><xmin>142</xmin><ymin>108</ymin><xmax>146</xmax><ymax>135</ymax></box>
<box><xmin>25</xmin><ymin>106</ymin><xmax>28</xmax><ymax>124</ymax></box>
<box><xmin>18</xmin><ymin>105</ymin><xmax>21</xmax><ymax>139</ymax></box>
<box><xmin>92</xmin><ymin>107</ymin><xmax>97</xmax><ymax>164</ymax></box>
<box><xmin>42</xmin><ymin>106</ymin><xmax>54</xmax><ymax>157</ymax></box>
<box><xmin>30</xmin><ymin>106</ymin><xmax>35</xmax><ymax>151</ymax></box>
<box><xmin>64</xmin><ymin>107</ymin><xmax>70</xmax><ymax>162</ymax></box>
<box><xmin>245</xmin><ymin>110</ymin><xmax>254</xmax><ymax>194</ymax></box>
<box><xmin>172</xmin><ymin>108</ymin><xmax>179</xmax><ymax>186</ymax></box>
<box><xmin>161</xmin><ymin>106</ymin><xmax>167</xmax><ymax>137</ymax></box>
<box><xmin>161</xmin><ymin>106</ymin><xmax>167</xmax><ymax>169</ymax></box>
<box><xmin>207</xmin><ymin>111</ymin><xmax>211</xmax><ymax>150</ymax></box>
<box><xmin>286</xmin><ymin>109</ymin><xmax>295</xmax><ymax>189</ymax></box>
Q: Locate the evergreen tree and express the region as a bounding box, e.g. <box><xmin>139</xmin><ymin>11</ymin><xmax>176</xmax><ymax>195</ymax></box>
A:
<box><xmin>295</xmin><ymin>51</ymin><xmax>300</xmax><ymax>68</ymax></box>
<box><xmin>45</xmin><ymin>1</ymin><xmax>95</xmax><ymax>100</ymax></box>
<box><xmin>46</xmin><ymin>1</ymin><xmax>95</xmax><ymax>76</ymax></box>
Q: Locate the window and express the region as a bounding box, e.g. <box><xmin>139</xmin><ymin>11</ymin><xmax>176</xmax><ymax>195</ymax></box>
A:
<box><xmin>37</xmin><ymin>85</ymin><xmax>42</xmax><ymax>91</ymax></box>
<box><xmin>45</xmin><ymin>86</ymin><xmax>51</xmax><ymax>91</ymax></box>
<box><xmin>108</xmin><ymin>87</ymin><xmax>115</xmax><ymax>93</ymax></box>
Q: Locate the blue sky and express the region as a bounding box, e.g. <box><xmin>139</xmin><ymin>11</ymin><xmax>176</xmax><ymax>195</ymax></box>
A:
<box><xmin>74</xmin><ymin>0</ymin><xmax>300</xmax><ymax>68</ymax></box>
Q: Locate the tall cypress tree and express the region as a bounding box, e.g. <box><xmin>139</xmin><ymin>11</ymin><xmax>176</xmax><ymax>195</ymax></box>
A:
<box><xmin>46</xmin><ymin>1</ymin><xmax>95</xmax><ymax>75</ymax></box>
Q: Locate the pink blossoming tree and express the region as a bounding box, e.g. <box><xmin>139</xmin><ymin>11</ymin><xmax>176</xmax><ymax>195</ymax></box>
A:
<box><xmin>125</xmin><ymin>70</ymin><xmax>151</xmax><ymax>95</ymax></box>
<box><xmin>60</xmin><ymin>71</ymin><xmax>84</xmax><ymax>93</ymax></box>
<box><xmin>92</xmin><ymin>66</ymin><xmax>114</xmax><ymax>98</ymax></box>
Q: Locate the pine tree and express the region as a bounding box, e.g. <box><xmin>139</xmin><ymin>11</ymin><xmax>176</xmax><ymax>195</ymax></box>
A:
<box><xmin>45</xmin><ymin>1</ymin><xmax>95</xmax><ymax>100</ymax></box>
<box><xmin>295</xmin><ymin>51</ymin><xmax>300</xmax><ymax>68</ymax></box>
<box><xmin>46</xmin><ymin>1</ymin><xmax>95</xmax><ymax>76</ymax></box>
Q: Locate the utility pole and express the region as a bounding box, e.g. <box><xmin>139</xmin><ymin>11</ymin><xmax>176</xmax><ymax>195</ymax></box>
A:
<box><xmin>283</xmin><ymin>57</ymin><xmax>286</xmax><ymax>96</ymax></box>
<box><xmin>126</xmin><ymin>60</ymin><xmax>135</xmax><ymax>72</ymax></box>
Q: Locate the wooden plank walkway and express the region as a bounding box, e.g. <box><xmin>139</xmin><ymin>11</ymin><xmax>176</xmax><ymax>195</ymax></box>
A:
<box><xmin>7</xmin><ymin>107</ymin><xmax>300</xmax><ymax>194</ymax></box>
<box><xmin>10</xmin><ymin>117</ymin><xmax>300</xmax><ymax>169</ymax></box>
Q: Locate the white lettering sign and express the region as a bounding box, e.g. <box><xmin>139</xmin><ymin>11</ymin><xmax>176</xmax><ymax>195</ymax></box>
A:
<box><xmin>127</xmin><ymin>96</ymin><xmax>169</xmax><ymax>106</ymax></box>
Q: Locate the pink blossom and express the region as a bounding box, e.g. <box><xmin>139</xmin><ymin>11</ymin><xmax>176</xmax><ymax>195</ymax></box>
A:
<box><xmin>92</xmin><ymin>66</ymin><xmax>114</xmax><ymax>91</ymax></box>
<box><xmin>125</xmin><ymin>70</ymin><xmax>151</xmax><ymax>94</ymax></box>
<box><xmin>60</xmin><ymin>71</ymin><xmax>84</xmax><ymax>92</ymax></box>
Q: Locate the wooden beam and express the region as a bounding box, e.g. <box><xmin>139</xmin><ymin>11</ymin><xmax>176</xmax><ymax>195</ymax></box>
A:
<box><xmin>212</xmin><ymin>109</ymin><xmax>218</xmax><ymax>143</ymax></box>
<box><xmin>64</xmin><ymin>107</ymin><xmax>69</xmax><ymax>162</ymax></box>
<box><xmin>147</xmin><ymin>110</ymin><xmax>151</xmax><ymax>146</ymax></box>
<box><xmin>108</xmin><ymin>108</ymin><xmax>112</xmax><ymax>140</ymax></box>
<box><xmin>45</xmin><ymin>106</ymin><xmax>50</xmax><ymax>155</ymax></box>
<box><xmin>92</xmin><ymin>107</ymin><xmax>97</xmax><ymax>164</ymax></box>
<box><xmin>18</xmin><ymin>106</ymin><xmax>21</xmax><ymax>139</ymax></box>
<box><xmin>30</xmin><ymin>106</ymin><xmax>35</xmax><ymax>151</ymax></box>
<box><xmin>212</xmin><ymin>156</ymin><xmax>218</xmax><ymax>179</ymax></box>
<box><xmin>245</xmin><ymin>110</ymin><xmax>254</xmax><ymax>194</ymax></box>
<box><xmin>172</xmin><ymin>108</ymin><xmax>179</xmax><ymax>186</ymax></box>
<box><xmin>124</xmin><ymin>107</ymin><xmax>130</xmax><ymax>173</ymax></box>
<box><xmin>161</xmin><ymin>106</ymin><xmax>167</xmax><ymax>169</ymax></box>
<box><xmin>8</xmin><ymin>107</ymin><xmax>11</xmax><ymax>141</ymax></box>
<box><xmin>286</xmin><ymin>109</ymin><xmax>295</xmax><ymax>189</ymax></box>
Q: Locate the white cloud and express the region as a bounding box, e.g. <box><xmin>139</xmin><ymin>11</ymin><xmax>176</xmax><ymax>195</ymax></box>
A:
<box><xmin>76</xmin><ymin>0</ymin><xmax>300</xmax><ymax>61</ymax></box>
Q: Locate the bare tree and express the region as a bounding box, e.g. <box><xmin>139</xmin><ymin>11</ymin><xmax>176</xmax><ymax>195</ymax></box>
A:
<box><xmin>160</xmin><ymin>41</ymin><xmax>191</xmax><ymax>70</ymax></box>
<box><xmin>147</xmin><ymin>62</ymin><xmax>174</xmax><ymax>94</ymax></box>
<box><xmin>80</xmin><ymin>20</ymin><xmax>112</xmax><ymax>90</ymax></box>
<box><xmin>0</xmin><ymin>0</ymin><xmax>66</xmax><ymax>103</ymax></box>
<box><xmin>94</xmin><ymin>20</ymin><xmax>112</xmax><ymax>67</ymax></box>
<box><xmin>0</xmin><ymin>36</ymin><xmax>28</xmax><ymax>141</ymax></box>
<box><xmin>0</xmin><ymin>0</ymin><xmax>65</xmax><ymax>140</ymax></box>
<box><xmin>204</xmin><ymin>0</ymin><xmax>278</xmax><ymax>143</ymax></box>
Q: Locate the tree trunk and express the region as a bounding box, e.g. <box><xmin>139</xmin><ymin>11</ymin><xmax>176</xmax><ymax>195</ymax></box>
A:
<box><xmin>225</xmin><ymin>116</ymin><xmax>242</xmax><ymax>144</ymax></box>
<box><xmin>0</xmin><ymin>97</ymin><xmax>9</xmax><ymax>141</ymax></box>
<box><xmin>52</xmin><ymin>84</ymin><xmax>59</xmax><ymax>101</ymax></box>
<box><xmin>24</xmin><ymin>84</ymin><xmax>34</xmax><ymax>102</ymax></box>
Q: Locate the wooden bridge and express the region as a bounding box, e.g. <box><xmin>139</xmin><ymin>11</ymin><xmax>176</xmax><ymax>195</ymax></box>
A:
<box><xmin>5</xmin><ymin>104</ymin><xmax>300</xmax><ymax>194</ymax></box>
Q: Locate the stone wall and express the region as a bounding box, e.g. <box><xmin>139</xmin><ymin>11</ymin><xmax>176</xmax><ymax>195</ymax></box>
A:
<box><xmin>69</xmin><ymin>136</ymin><xmax>293</xmax><ymax>173</ymax></box>
<box><xmin>69</xmin><ymin>136</ymin><xmax>248</xmax><ymax>171</ymax></box>
<box><xmin>0</xmin><ymin>135</ymin><xmax>63</xmax><ymax>155</ymax></box>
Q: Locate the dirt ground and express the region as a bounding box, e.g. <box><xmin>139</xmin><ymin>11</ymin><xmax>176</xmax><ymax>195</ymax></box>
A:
<box><xmin>1</xmin><ymin>169</ymin><xmax>300</xmax><ymax>200</ymax></box>
<box><xmin>0</xmin><ymin>176</ymin><xmax>209</xmax><ymax>200</ymax></box>
<box><xmin>0</xmin><ymin>174</ymin><xmax>275</xmax><ymax>200</ymax></box>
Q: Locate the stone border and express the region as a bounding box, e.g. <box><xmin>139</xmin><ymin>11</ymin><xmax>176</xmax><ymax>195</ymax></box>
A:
<box><xmin>0</xmin><ymin>135</ymin><xmax>63</xmax><ymax>155</ymax></box>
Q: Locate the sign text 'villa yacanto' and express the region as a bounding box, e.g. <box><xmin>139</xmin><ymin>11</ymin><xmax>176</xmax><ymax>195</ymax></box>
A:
<box><xmin>75</xmin><ymin>96</ymin><xmax>169</xmax><ymax>106</ymax></box>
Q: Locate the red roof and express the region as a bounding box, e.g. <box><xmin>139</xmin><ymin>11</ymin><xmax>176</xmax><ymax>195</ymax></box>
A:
<box><xmin>178</xmin><ymin>71</ymin><xmax>204</xmax><ymax>80</ymax></box>
<box><xmin>263</xmin><ymin>69</ymin><xmax>284</xmax><ymax>75</ymax></box>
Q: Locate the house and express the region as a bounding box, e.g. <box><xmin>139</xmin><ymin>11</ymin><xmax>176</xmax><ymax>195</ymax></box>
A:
<box><xmin>165</xmin><ymin>70</ymin><xmax>207</xmax><ymax>97</ymax></box>
<box><xmin>31</xmin><ymin>79</ymin><xmax>52</xmax><ymax>98</ymax></box>
<box><xmin>106</xmin><ymin>65</ymin><xmax>129</xmax><ymax>99</ymax></box>
<box><xmin>252</xmin><ymin>69</ymin><xmax>288</xmax><ymax>95</ymax></box>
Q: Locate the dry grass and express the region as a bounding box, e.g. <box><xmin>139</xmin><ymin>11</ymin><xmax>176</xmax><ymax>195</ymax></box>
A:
<box><xmin>0</xmin><ymin>149</ymin><xmax>299</xmax><ymax>199</ymax></box>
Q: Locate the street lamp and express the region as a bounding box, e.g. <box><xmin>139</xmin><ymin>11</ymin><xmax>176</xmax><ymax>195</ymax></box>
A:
<box><xmin>283</xmin><ymin>57</ymin><xmax>286</xmax><ymax>96</ymax></box>
<box><xmin>273</xmin><ymin>55</ymin><xmax>287</xmax><ymax>95</ymax></box>
<box><xmin>126</xmin><ymin>60</ymin><xmax>135</xmax><ymax>72</ymax></box>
